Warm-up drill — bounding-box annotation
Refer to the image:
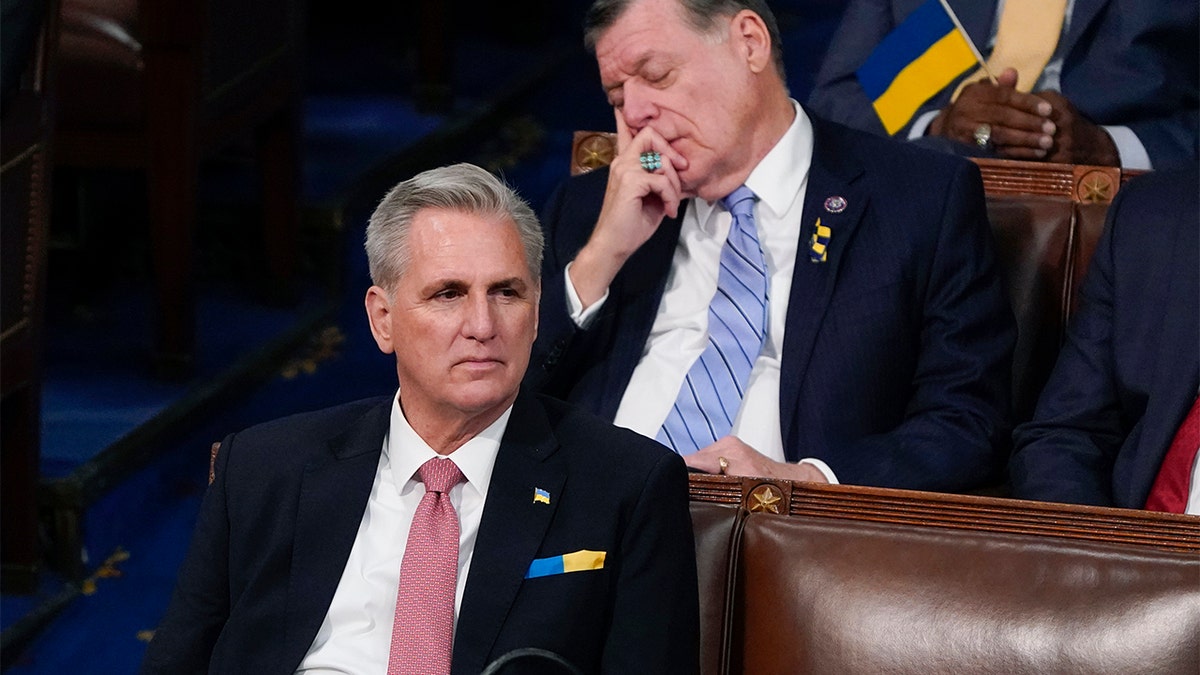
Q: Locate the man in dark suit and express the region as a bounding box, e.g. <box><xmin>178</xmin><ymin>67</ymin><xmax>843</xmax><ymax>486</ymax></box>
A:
<box><xmin>525</xmin><ymin>0</ymin><xmax>1014</xmax><ymax>491</ymax></box>
<box><xmin>1010</xmin><ymin>165</ymin><xmax>1200</xmax><ymax>511</ymax></box>
<box><xmin>807</xmin><ymin>0</ymin><xmax>1199</xmax><ymax>170</ymax></box>
<box><xmin>140</xmin><ymin>163</ymin><xmax>700</xmax><ymax>674</ymax></box>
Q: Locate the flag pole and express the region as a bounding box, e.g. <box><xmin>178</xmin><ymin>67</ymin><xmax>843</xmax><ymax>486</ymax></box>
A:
<box><xmin>937</xmin><ymin>0</ymin><xmax>997</xmax><ymax>83</ymax></box>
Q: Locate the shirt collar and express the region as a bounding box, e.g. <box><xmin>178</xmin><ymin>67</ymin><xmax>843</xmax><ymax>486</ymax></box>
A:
<box><xmin>691</xmin><ymin>100</ymin><xmax>813</xmax><ymax>229</ymax></box>
<box><xmin>383</xmin><ymin>389</ymin><xmax>509</xmax><ymax>501</ymax></box>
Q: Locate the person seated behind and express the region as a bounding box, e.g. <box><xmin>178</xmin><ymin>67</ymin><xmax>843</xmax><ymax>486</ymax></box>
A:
<box><xmin>525</xmin><ymin>0</ymin><xmax>1015</xmax><ymax>492</ymax></box>
<box><xmin>1009</xmin><ymin>165</ymin><xmax>1199</xmax><ymax>512</ymax></box>
<box><xmin>807</xmin><ymin>0</ymin><xmax>1199</xmax><ymax>170</ymax></box>
<box><xmin>140</xmin><ymin>163</ymin><xmax>700</xmax><ymax>674</ymax></box>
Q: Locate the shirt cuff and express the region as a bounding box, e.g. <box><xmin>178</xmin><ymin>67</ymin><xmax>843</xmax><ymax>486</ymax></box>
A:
<box><xmin>564</xmin><ymin>261</ymin><xmax>608</xmax><ymax>329</ymax></box>
<box><xmin>1102</xmin><ymin>125</ymin><xmax>1152</xmax><ymax>170</ymax></box>
<box><xmin>907</xmin><ymin>110</ymin><xmax>940</xmax><ymax>140</ymax></box>
<box><xmin>798</xmin><ymin>458</ymin><xmax>839</xmax><ymax>484</ymax></box>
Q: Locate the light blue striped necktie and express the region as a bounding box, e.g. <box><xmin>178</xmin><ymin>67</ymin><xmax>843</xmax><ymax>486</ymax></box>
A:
<box><xmin>658</xmin><ymin>185</ymin><xmax>768</xmax><ymax>454</ymax></box>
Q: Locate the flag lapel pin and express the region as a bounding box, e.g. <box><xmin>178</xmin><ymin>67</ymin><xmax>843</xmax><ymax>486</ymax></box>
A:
<box><xmin>809</xmin><ymin>217</ymin><xmax>831</xmax><ymax>263</ymax></box>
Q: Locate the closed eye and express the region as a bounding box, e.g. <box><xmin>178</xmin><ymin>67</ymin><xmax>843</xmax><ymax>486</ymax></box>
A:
<box><xmin>645</xmin><ymin>68</ymin><xmax>670</xmax><ymax>84</ymax></box>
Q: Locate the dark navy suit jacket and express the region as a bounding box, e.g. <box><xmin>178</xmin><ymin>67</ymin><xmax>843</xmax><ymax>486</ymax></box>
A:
<box><xmin>807</xmin><ymin>0</ymin><xmax>1200</xmax><ymax>170</ymax></box>
<box><xmin>526</xmin><ymin>112</ymin><xmax>1015</xmax><ymax>493</ymax></box>
<box><xmin>1010</xmin><ymin>166</ymin><xmax>1200</xmax><ymax>508</ymax></box>
<box><xmin>140</xmin><ymin>390</ymin><xmax>699</xmax><ymax>674</ymax></box>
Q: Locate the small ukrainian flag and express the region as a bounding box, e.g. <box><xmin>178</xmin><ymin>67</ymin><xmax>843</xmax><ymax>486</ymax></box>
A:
<box><xmin>855</xmin><ymin>0</ymin><xmax>979</xmax><ymax>135</ymax></box>
<box><xmin>533</xmin><ymin>487</ymin><xmax>550</xmax><ymax>504</ymax></box>
<box><xmin>809</xmin><ymin>219</ymin><xmax>831</xmax><ymax>263</ymax></box>
<box><xmin>525</xmin><ymin>550</ymin><xmax>606</xmax><ymax>579</ymax></box>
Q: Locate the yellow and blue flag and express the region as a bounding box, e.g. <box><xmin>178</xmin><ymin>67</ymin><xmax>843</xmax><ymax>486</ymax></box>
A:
<box><xmin>808</xmin><ymin>218</ymin><xmax>831</xmax><ymax>263</ymax></box>
<box><xmin>533</xmin><ymin>487</ymin><xmax>550</xmax><ymax>504</ymax></box>
<box><xmin>856</xmin><ymin>0</ymin><xmax>978</xmax><ymax>135</ymax></box>
<box><xmin>525</xmin><ymin>550</ymin><xmax>606</xmax><ymax>579</ymax></box>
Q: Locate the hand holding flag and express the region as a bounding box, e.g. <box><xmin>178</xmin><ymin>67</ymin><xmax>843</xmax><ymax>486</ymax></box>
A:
<box><xmin>855</xmin><ymin>0</ymin><xmax>990</xmax><ymax>135</ymax></box>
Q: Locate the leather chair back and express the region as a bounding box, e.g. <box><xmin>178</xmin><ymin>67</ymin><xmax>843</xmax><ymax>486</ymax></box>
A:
<box><xmin>734</xmin><ymin>513</ymin><xmax>1199</xmax><ymax>674</ymax></box>
<box><xmin>688</xmin><ymin>474</ymin><xmax>1200</xmax><ymax>675</ymax></box>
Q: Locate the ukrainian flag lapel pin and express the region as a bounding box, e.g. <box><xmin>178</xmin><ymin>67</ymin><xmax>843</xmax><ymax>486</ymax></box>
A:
<box><xmin>809</xmin><ymin>217</ymin><xmax>831</xmax><ymax>263</ymax></box>
<box><xmin>533</xmin><ymin>487</ymin><xmax>550</xmax><ymax>505</ymax></box>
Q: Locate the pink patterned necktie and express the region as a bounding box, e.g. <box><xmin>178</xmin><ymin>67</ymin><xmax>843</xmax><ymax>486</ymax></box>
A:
<box><xmin>389</xmin><ymin>457</ymin><xmax>466</xmax><ymax>675</ymax></box>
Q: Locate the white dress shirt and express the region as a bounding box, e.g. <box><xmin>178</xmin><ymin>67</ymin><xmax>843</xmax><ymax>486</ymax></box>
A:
<box><xmin>1187</xmin><ymin>451</ymin><xmax>1200</xmax><ymax>515</ymax></box>
<box><xmin>908</xmin><ymin>0</ymin><xmax>1152</xmax><ymax>170</ymax></box>
<box><xmin>567</xmin><ymin>101</ymin><xmax>837</xmax><ymax>482</ymax></box>
<box><xmin>296</xmin><ymin>392</ymin><xmax>509</xmax><ymax>674</ymax></box>
<box><xmin>1187</xmin><ymin>391</ymin><xmax>1200</xmax><ymax>515</ymax></box>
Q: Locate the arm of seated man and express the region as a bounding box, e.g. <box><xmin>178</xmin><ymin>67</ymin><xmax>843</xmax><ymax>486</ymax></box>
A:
<box><xmin>928</xmin><ymin>68</ymin><xmax>1057</xmax><ymax>160</ymax></box>
<box><xmin>928</xmin><ymin>68</ymin><xmax>1122</xmax><ymax>166</ymax></box>
<box><xmin>684</xmin><ymin>436</ymin><xmax>834</xmax><ymax>483</ymax></box>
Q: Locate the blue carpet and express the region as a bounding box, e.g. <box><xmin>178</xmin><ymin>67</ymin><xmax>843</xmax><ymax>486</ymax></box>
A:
<box><xmin>40</xmin><ymin>282</ymin><xmax>333</xmax><ymax>479</ymax></box>
<box><xmin>303</xmin><ymin>95</ymin><xmax>451</xmax><ymax>206</ymax></box>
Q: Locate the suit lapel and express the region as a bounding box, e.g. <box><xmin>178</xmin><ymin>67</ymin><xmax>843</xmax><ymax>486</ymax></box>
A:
<box><xmin>282</xmin><ymin>401</ymin><xmax>390</xmax><ymax>669</ymax></box>
<box><xmin>778</xmin><ymin>115</ymin><xmax>868</xmax><ymax>460</ymax></box>
<box><xmin>452</xmin><ymin>391</ymin><xmax>565</xmax><ymax>674</ymax></box>
<box><xmin>1058</xmin><ymin>0</ymin><xmax>1105</xmax><ymax>61</ymax></box>
<box><xmin>1126</xmin><ymin>218</ymin><xmax>1200</xmax><ymax>505</ymax></box>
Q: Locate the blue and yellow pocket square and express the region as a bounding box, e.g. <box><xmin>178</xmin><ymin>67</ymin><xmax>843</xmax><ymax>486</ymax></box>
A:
<box><xmin>525</xmin><ymin>550</ymin><xmax>606</xmax><ymax>579</ymax></box>
<box><xmin>809</xmin><ymin>218</ymin><xmax>831</xmax><ymax>263</ymax></box>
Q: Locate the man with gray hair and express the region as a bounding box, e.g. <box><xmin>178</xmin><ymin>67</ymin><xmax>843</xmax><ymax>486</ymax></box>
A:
<box><xmin>142</xmin><ymin>163</ymin><xmax>700</xmax><ymax>674</ymax></box>
<box><xmin>528</xmin><ymin>0</ymin><xmax>1015</xmax><ymax>492</ymax></box>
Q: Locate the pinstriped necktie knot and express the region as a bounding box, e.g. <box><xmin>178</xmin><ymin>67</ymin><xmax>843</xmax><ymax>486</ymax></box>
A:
<box><xmin>722</xmin><ymin>185</ymin><xmax>756</xmax><ymax>220</ymax></box>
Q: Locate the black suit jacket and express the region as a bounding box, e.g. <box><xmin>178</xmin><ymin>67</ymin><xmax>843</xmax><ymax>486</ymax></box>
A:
<box><xmin>527</xmin><ymin>111</ymin><xmax>1015</xmax><ymax>493</ymax></box>
<box><xmin>1010</xmin><ymin>166</ymin><xmax>1200</xmax><ymax>508</ymax></box>
<box><xmin>141</xmin><ymin>390</ymin><xmax>700</xmax><ymax>674</ymax></box>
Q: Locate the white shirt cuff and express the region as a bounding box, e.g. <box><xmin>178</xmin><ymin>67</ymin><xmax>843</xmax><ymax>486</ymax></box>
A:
<box><xmin>907</xmin><ymin>110</ymin><xmax>941</xmax><ymax>140</ymax></box>
<box><xmin>564</xmin><ymin>261</ymin><xmax>608</xmax><ymax>329</ymax></box>
<box><xmin>1102</xmin><ymin>125</ymin><xmax>1152</xmax><ymax>170</ymax></box>
<box><xmin>798</xmin><ymin>457</ymin><xmax>839</xmax><ymax>484</ymax></box>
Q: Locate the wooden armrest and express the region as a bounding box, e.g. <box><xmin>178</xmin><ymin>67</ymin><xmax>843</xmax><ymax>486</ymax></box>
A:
<box><xmin>688</xmin><ymin>473</ymin><xmax>1199</xmax><ymax>553</ymax></box>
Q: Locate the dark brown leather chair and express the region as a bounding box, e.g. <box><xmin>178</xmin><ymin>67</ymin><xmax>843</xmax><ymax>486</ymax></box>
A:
<box><xmin>53</xmin><ymin>0</ymin><xmax>304</xmax><ymax>375</ymax></box>
<box><xmin>973</xmin><ymin>160</ymin><xmax>1130</xmax><ymax>423</ymax></box>
<box><xmin>1</xmin><ymin>0</ymin><xmax>58</xmax><ymax>593</ymax></box>
<box><xmin>690</xmin><ymin>474</ymin><xmax>1200</xmax><ymax>675</ymax></box>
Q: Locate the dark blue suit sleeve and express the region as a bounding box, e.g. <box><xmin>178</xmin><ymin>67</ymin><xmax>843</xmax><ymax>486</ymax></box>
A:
<box><xmin>1078</xmin><ymin>1</ymin><xmax>1199</xmax><ymax>170</ymax></box>
<box><xmin>806</xmin><ymin>0</ymin><xmax>896</xmax><ymax>137</ymax></box>
<box><xmin>527</xmin><ymin>176</ymin><xmax>583</xmax><ymax>393</ymax></box>
<box><xmin>140</xmin><ymin>435</ymin><xmax>233</xmax><ymax>673</ymax></box>
<box><xmin>602</xmin><ymin>451</ymin><xmax>699</xmax><ymax>674</ymax></box>
<box><xmin>526</xmin><ymin>169</ymin><xmax>624</xmax><ymax>410</ymax></box>
<box><xmin>1008</xmin><ymin>189</ymin><xmax>1131</xmax><ymax>505</ymax></box>
<box><xmin>1007</xmin><ymin>167</ymin><xmax>1200</xmax><ymax>508</ymax></box>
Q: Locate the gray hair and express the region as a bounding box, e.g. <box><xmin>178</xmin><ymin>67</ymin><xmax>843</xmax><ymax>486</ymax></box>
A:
<box><xmin>583</xmin><ymin>0</ymin><xmax>786</xmax><ymax>80</ymax></box>
<box><xmin>364</xmin><ymin>163</ymin><xmax>544</xmax><ymax>292</ymax></box>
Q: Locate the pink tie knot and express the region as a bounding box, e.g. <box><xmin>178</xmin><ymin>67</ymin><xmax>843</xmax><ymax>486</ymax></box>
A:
<box><xmin>418</xmin><ymin>457</ymin><xmax>465</xmax><ymax>494</ymax></box>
